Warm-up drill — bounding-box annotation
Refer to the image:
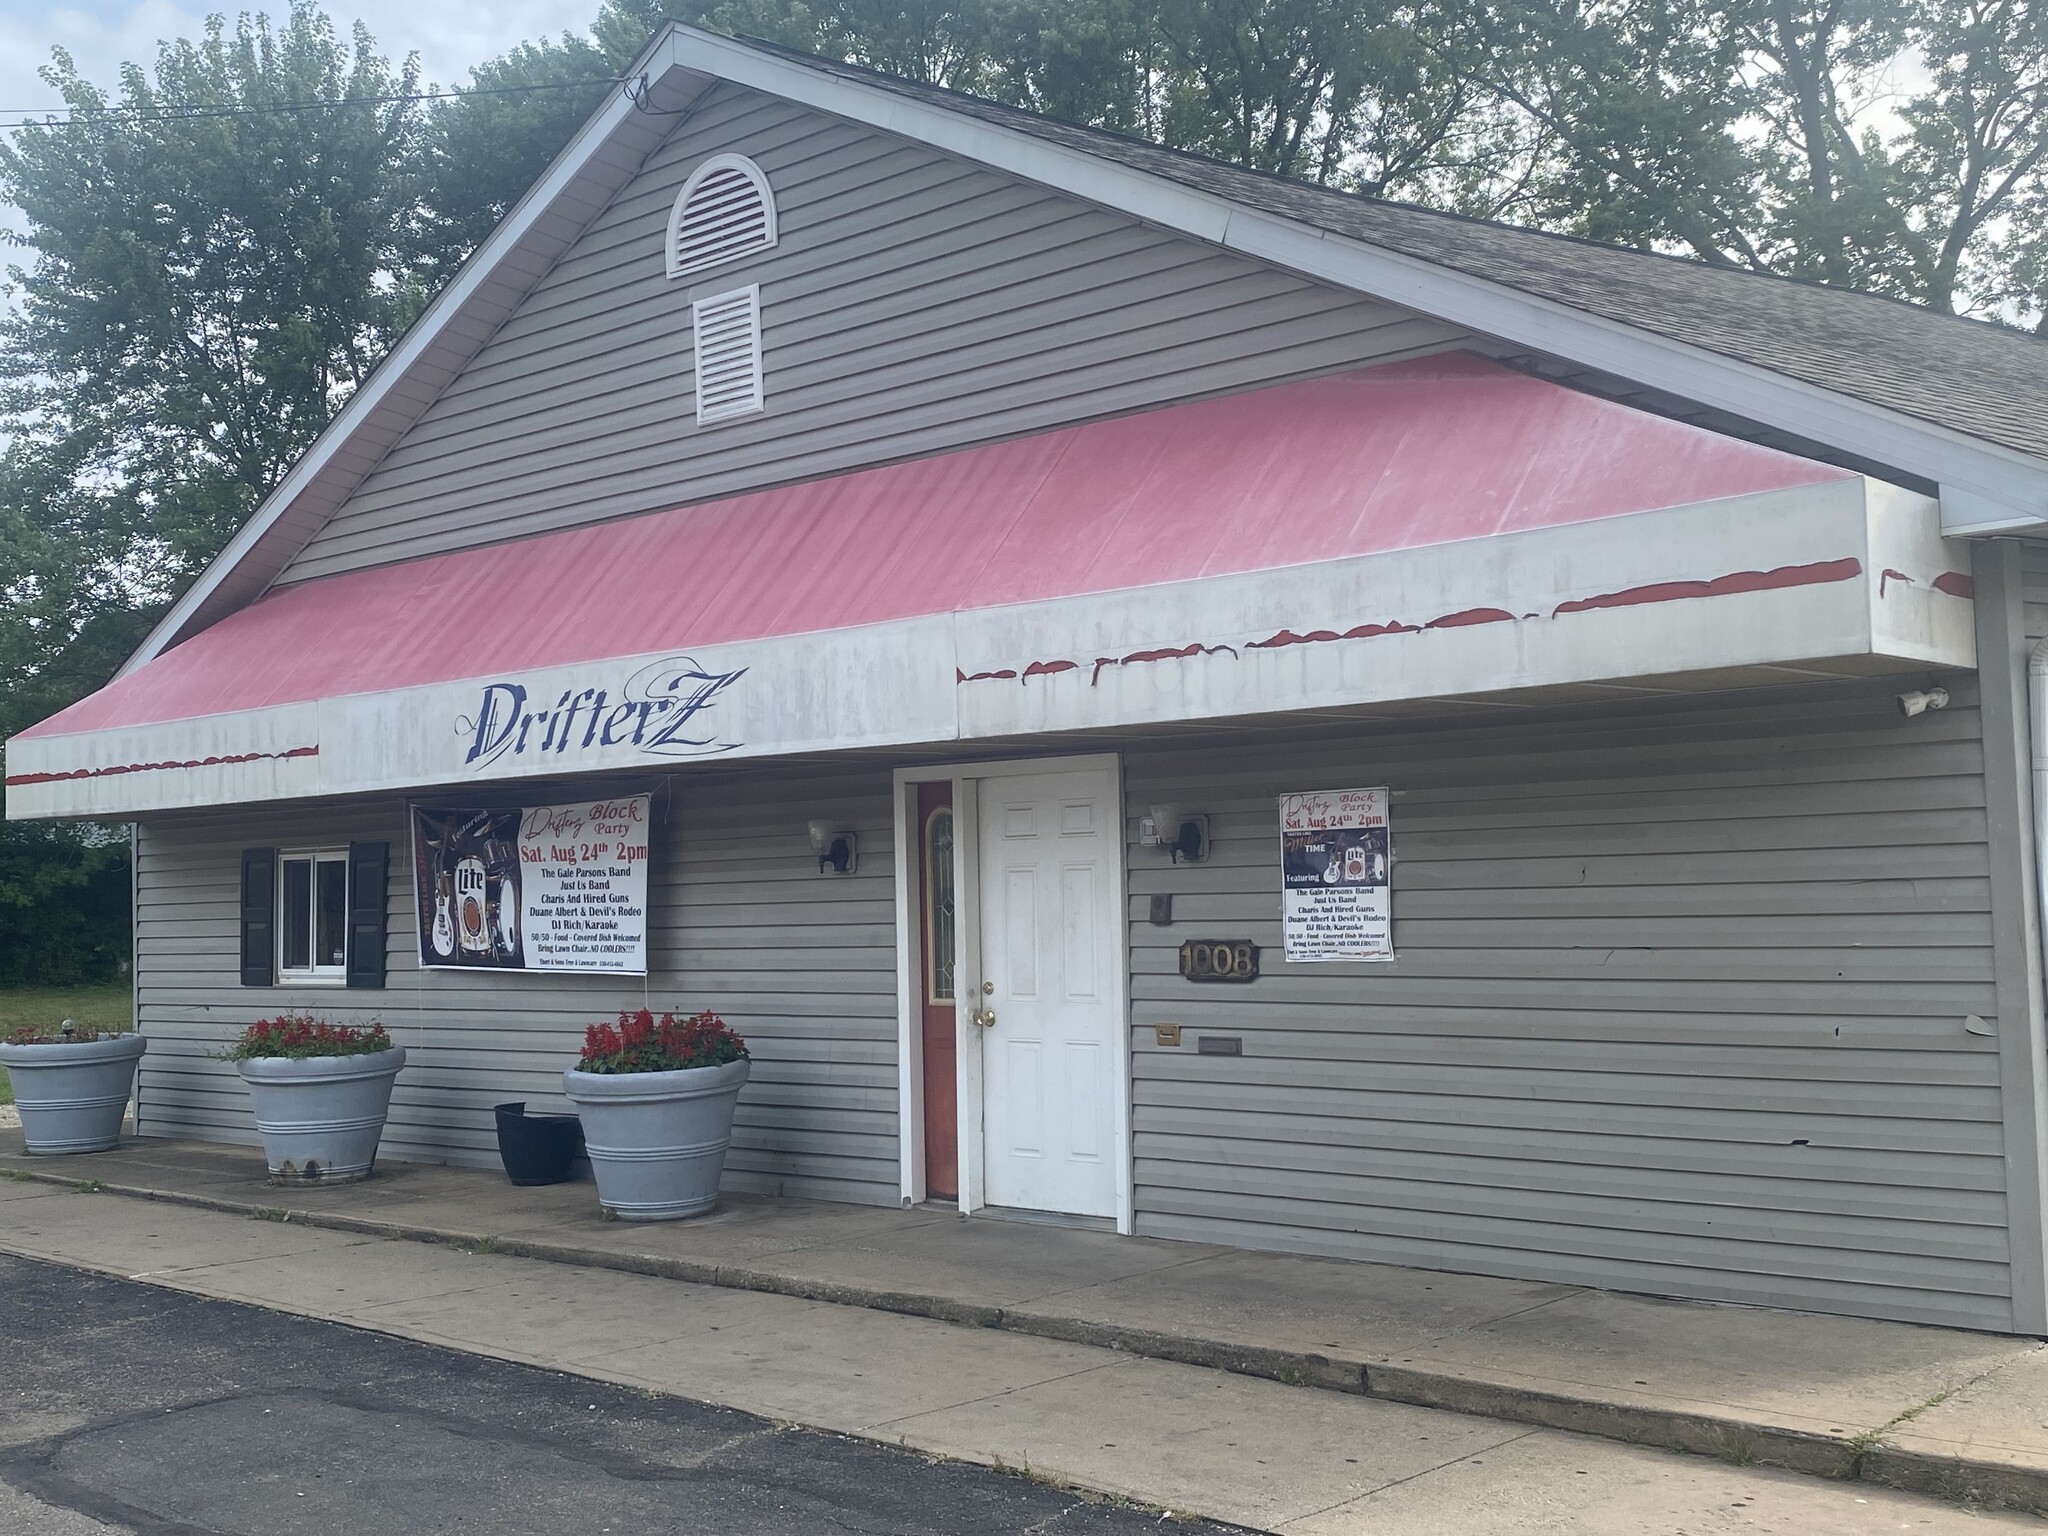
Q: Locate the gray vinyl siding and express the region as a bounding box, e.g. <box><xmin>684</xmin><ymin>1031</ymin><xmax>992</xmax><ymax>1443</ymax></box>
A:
<box><xmin>131</xmin><ymin>768</ymin><xmax>898</xmax><ymax>1204</ymax></box>
<box><xmin>1123</xmin><ymin>677</ymin><xmax>2011</xmax><ymax>1331</ymax></box>
<box><xmin>279</xmin><ymin>84</ymin><xmax>1462</xmax><ymax>584</ymax></box>
<box><xmin>2019</xmin><ymin>540</ymin><xmax>2048</xmax><ymax>644</ymax></box>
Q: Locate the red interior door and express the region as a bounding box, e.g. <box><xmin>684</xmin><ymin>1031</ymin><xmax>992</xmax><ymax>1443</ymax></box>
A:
<box><xmin>917</xmin><ymin>780</ymin><xmax>958</xmax><ymax>1200</ymax></box>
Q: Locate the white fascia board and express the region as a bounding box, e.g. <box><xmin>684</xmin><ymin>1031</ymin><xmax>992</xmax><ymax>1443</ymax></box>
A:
<box><xmin>663</xmin><ymin>28</ymin><xmax>2048</xmax><ymax>527</ymax></box>
<box><xmin>119</xmin><ymin>34</ymin><xmax>697</xmax><ymax>680</ymax></box>
<box><xmin>1940</xmin><ymin>484</ymin><xmax>2048</xmax><ymax>535</ymax></box>
<box><xmin>8</xmin><ymin>479</ymin><xmax>1970</xmax><ymax>820</ymax></box>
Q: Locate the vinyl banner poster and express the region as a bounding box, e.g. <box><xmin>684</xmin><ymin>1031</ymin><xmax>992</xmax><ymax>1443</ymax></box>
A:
<box><xmin>1279</xmin><ymin>788</ymin><xmax>1393</xmax><ymax>963</ymax></box>
<box><xmin>411</xmin><ymin>796</ymin><xmax>651</xmax><ymax>974</ymax></box>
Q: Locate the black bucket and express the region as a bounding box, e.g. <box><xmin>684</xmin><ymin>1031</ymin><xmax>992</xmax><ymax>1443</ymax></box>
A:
<box><xmin>494</xmin><ymin>1102</ymin><xmax>584</xmax><ymax>1187</ymax></box>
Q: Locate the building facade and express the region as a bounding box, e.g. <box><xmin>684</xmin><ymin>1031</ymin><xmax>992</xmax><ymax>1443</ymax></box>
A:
<box><xmin>12</xmin><ymin>25</ymin><xmax>2048</xmax><ymax>1335</ymax></box>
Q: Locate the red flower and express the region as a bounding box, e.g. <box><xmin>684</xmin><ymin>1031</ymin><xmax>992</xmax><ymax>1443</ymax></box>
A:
<box><xmin>225</xmin><ymin>1013</ymin><xmax>391</xmax><ymax>1061</ymax></box>
<box><xmin>575</xmin><ymin>1009</ymin><xmax>746</xmax><ymax>1074</ymax></box>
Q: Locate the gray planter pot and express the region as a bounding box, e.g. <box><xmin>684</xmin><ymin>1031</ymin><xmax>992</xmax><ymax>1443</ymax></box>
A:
<box><xmin>563</xmin><ymin>1057</ymin><xmax>750</xmax><ymax>1220</ymax></box>
<box><xmin>236</xmin><ymin>1046</ymin><xmax>407</xmax><ymax>1185</ymax></box>
<box><xmin>0</xmin><ymin>1033</ymin><xmax>147</xmax><ymax>1155</ymax></box>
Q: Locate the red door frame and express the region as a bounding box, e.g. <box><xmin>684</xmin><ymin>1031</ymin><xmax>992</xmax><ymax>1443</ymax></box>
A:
<box><xmin>915</xmin><ymin>780</ymin><xmax>959</xmax><ymax>1200</ymax></box>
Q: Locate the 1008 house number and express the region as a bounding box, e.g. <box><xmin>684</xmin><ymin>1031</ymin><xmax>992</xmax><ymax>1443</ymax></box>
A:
<box><xmin>1179</xmin><ymin>940</ymin><xmax>1259</xmax><ymax>983</ymax></box>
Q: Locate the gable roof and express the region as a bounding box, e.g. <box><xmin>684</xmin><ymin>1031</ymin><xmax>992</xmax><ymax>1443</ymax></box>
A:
<box><xmin>118</xmin><ymin>21</ymin><xmax>2048</xmax><ymax>679</ymax></box>
<box><xmin>776</xmin><ymin>41</ymin><xmax>2046</xmax><ymax>465</ymax></box>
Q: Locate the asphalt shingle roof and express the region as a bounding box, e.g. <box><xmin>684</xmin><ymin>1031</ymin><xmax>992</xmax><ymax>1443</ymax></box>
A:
<box><xmin>757</xmin><ymin>40</ymin><xmax>2048</xmax><ymax>463</ymax></box>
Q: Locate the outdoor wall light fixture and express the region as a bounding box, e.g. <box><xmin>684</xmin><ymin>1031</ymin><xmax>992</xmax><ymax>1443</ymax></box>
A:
<box><xmin>1896</xmin><ymin>687</ymin><xmax>1950</xmax><ymax>719</ymax></box>
<box><xmin>1145</xmin><ymin>803</ymin><xmax>1210</xmax><ymax>864</ymax></box>
<box><xmin>808</xmin><ymin>820</ymin><xmax>858</xmax><ymax>875</ymax></box>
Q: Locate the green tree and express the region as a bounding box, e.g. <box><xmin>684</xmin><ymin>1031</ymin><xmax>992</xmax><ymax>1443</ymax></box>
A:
<box><xmin>0</xmin><ymin>448</ymin><xmax>160</xmax><ymax>984</ymax></box>
<box><xmin>1459</xmin><ymin>0</ymin><xmax>1766</xmax><ymax>262</ymax></box>
<box><xmin>0</xmin><ymin>1</ymin><xmax>427</xmax><ymax>981</ymax></box>
<box><xmin>413</xmin><ymin>35</ymin><xmax>619</xmax><ymax>287</ymax></box>
<box><xmin>1892</xmin><ymin>0</ymin><xmax>2048</xmax><ymax>315</ymax></box>
<box><xmin>0</xmin><ymin>1</ymin><xmax>426</xmax><ymax>580</ymax></box>
<box><xmin>1469</xmin><ymin>0</ymin><xmax>2048</xmax><ymax>320</ymax></box>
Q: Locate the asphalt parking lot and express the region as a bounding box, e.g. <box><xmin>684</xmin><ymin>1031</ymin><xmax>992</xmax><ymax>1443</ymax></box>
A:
<box><xmin>0</xmin><ymin>1251</ymin><xmax>1239</xmax><ymax>1535</ymax></box>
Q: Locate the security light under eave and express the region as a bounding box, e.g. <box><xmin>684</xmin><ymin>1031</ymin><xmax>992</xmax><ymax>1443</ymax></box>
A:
<box><xmin>808</xmin><ymin>820</ymin><xmax>857</xmax><ymax>875</ymax></box>
<box><xmin>1147</xmin><ymin>804</ymin><xmax>1209</xmax><ymax>864</ymax></box>
<box><xmin>1896</xmin><ymin>687</ymin><xmax>1949</xmax><ymax>718</ymax></box>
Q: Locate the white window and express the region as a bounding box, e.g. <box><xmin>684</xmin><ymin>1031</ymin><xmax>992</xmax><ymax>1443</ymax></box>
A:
<box><xmin>279</xmin><ymin>849</ymin><xmax>349</xmax><ymax>983</ymax></box>
<box><xmin>666</xmin><ymin>153</ymin><xmax>776</xmax><ymax>280</ymax></box>
<box><xmin>692</xmin><ymin>284</ymin><xmax>764</xmax><ymax>424</ymax></box>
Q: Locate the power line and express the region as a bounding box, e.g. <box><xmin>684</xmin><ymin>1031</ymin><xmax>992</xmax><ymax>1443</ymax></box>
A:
<box><xmin>0</xmin><ymin>77</ymin><xmax>625</xmax><ymax>132</ymax></box>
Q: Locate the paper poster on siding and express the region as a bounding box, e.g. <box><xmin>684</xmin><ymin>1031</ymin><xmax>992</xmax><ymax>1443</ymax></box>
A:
<box><xmin>411</xmin><ymin>795</ymin><xmax>651</xmax><ymax>974</ymax></box>
<box><xmin>1279</xmin><ymin>788</ymin><xmax>1392</xmax><ymax>963</ymax></box>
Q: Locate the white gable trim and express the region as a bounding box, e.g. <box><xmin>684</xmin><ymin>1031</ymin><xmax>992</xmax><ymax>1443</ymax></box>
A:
<box><xmin>123</xmin><ymin>24</ymin><xmax>2048</xmax><ymax>679</ymax></box>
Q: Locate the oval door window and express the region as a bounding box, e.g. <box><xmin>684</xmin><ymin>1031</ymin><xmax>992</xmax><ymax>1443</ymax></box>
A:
<box><xmin>925</xmin><ymin>806</ymin><xmax>955</xmax><ymax>1004</ymax></box>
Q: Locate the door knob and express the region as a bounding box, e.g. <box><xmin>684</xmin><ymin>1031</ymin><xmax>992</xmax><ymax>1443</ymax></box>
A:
<box><xmin>972</xmin><ymin>1006</ymin><xmax>997</xmax><ymax>1028</ymax></box>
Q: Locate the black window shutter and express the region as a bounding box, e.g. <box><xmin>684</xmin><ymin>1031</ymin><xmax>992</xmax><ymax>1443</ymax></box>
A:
<box><xmin>239</xmin><ymin>848</ymin><xmax>276</xmax><ymax>987</ymax></box>
<box><xmin>346</xmin><ymin>840</ymin><xmax>389</xmax><ymax>989</ymax></box>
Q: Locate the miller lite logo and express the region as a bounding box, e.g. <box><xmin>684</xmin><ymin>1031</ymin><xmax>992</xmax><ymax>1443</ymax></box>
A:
<box><xmin>455</xmin><ymin>856</ymin><xmax>490</xmax><ymax>955</ymax></box>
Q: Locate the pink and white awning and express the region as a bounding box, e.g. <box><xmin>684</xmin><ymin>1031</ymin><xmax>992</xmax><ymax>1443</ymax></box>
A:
<box><xmin>6</xmin><ymin>354</ymin><xmax>1973</xmax><ymax>818</ymax></box>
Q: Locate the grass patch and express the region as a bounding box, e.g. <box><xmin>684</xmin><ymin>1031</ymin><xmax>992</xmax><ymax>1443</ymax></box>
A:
<box><xmin>0</xmin><ymin>983</ymin><xmax>134</xmax><ymax>1106</ymax></box>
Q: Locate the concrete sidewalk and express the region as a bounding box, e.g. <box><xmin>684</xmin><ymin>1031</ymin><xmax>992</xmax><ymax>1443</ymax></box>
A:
<box><xmin>4</xmin><ymin>1132</ymin><xmax>2046</xmax><ymax>1516</ymax></box>
<box><xmin>9</xmin><ymin>1181</ymin><xmax>2037</xmax><ymax>1534</ymax></box>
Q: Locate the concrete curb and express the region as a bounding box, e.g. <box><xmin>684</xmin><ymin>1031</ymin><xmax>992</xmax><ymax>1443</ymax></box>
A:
<box><xmin>12</xmin><ymin>1166</ymin><xmax>2041</xmax><ymax>1514</ymax></box>
<box><xmin>1860</xmin><ymin>1445</ymin><xmax>2048</xmax><ymax>1512</ymax></box>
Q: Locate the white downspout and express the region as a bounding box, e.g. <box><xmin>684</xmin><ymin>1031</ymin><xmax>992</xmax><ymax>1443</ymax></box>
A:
<box><xmin>2030</xmin><ymin>638</ymin><xmax>2048</xmax><ymax>973</ymax></box>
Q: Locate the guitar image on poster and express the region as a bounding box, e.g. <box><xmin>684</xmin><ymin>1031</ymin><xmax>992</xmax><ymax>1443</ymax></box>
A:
<box><xmin>431</xmin><ymin>872</ymin><xmax>456</xmax><ymax>959</ymax></box>
<box><xmin>412</xmin><ymin>808</ymin><xmax>525</xmax><ymax>970</ymax></box>
<box><xmin>418</xmin><ymin>815</ymin><xmax>461</xmax><ymax>958</ymax></box>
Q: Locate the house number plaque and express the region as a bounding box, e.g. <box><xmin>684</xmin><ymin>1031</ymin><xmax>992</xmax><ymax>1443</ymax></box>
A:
<box><xmin>1179</xmin><ymin>939</ymin><xmax>1260</xmax><ymax>983</ymax></box>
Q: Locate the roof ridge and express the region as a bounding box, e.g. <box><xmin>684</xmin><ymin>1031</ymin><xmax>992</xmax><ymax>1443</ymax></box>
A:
<box><xmin>736</xmin><ymin>31</ymin><xmax>2045</xmax><ymax>346</ymax></box>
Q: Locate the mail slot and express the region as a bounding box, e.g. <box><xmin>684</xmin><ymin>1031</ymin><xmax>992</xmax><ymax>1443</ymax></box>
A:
<box><xmin>1179</xmin><ymin>939</ymin><xmax>1259</xmax><ymax>983</ymax></box>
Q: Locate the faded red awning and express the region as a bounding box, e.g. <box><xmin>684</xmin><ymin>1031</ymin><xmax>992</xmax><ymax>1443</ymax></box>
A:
<box><xmin>23</xmin><ymin>353</ymin><xmax>1847</xmax><ymax>742</ymax></box>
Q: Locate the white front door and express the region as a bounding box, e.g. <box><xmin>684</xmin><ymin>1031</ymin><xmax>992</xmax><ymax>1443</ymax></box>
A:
<box><xmin>976</xmin><ymin>765</ymin><xmax>1122</xmax><ymax>1219</ymax></box>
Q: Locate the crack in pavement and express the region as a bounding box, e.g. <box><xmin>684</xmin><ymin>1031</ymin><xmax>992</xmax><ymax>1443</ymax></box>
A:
<box><xmin>1272</xmin><ymin>1426</ymin><xmax>1548</xmax><ymax>1529</ymax></box>
<box><xmin>863</xmin><ymin>1356</ymin><xmax>1135</xmax><ymax>1434</ymax></box>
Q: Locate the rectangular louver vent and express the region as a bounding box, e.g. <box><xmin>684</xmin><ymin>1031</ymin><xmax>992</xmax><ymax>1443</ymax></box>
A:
<box><xmin>692</xmin><ymin>284</ymin><xmax>763</xmax><ymax>425</ymax></box>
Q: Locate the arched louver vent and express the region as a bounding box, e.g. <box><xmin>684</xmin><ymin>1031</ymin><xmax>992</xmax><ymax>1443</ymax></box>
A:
<box><xmin>693</xmin><ymin>285</ymin><xmax>764</xmax><ymax>424</ymax></box>
<box><xmin>667</xmin><ymin>153</ymin><xmax>776</xmax><ymax>280</ymax></box>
